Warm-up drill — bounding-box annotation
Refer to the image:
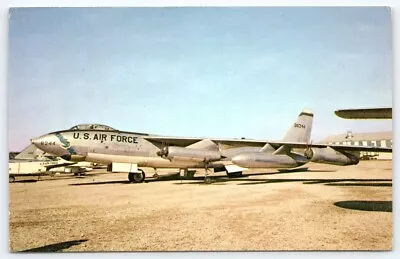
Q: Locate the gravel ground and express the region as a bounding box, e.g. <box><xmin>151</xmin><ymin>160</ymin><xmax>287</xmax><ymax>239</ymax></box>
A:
<box><xmin>9</xmin><ymin>160</ymin><xmax>392</xmax><ymax>252</ymax></box>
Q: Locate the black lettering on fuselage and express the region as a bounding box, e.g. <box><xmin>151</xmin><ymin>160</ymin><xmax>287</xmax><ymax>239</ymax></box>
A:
<box><xmin>126</xmin><ymin>136</ymin><xmax>138</xmax><ymax>144</ymax></box>
<box><xmin>107</xmin><ymin>134</ymin><xmax>138</xmax><ymax>144</ymax></box>
<box><xmin>73</xmin><ymin>133</ymin><xmax>80</xmax><ymax>139</ymax></box>
<box><xmin>101</xmin><ymin>134</ymin><xmax>107</xmax><ymax>143</ymax></box>
<box><xmin>84</xmin><ymin>133</ymin><xmax>89</xmax><ymax>140</ymax></box>
<box><xmin>93</xmin><ymin>134</ymin><xmax>98</xmax><ymax>140</ymax></box>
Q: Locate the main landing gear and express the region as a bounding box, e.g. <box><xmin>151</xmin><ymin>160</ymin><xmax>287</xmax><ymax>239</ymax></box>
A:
<box><xmin>152</xmin><ymin>168</ymin><xmax>159</xmax><ymax>179</ymax></box>
<box><xmin>128</xmin><ymin>169</ymin><xmax>146</xmax><ymax>183</ymax></box>
<box><xmin>203</xmin><ymin>163</ymin><xmax>213</xmax><ymax>184</ymax></box>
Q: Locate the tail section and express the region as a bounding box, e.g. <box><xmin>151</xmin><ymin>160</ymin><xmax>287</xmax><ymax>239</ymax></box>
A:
<box><xmin>282</xmin><ymin>109</ymin><xmax>314</xmax><ymax>143</ymax></box>
<box><xmin>261</xmin><ymin>109</ymin><xmax>314</xmax><ymax>152</ymax></box>
<box><xmin>14</xmin><ymin>144</ymin><xmax>45</xmax><ymax>160</ymax></box>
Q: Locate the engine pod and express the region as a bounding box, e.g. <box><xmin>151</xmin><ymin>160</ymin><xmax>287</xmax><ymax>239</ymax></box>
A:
<box><xmin>232</xmin><ymin>152</ymin><xmax>308</xmax><ymax>168</ymax></box>
<box><xmin>306</xmin><ymin>147</ymin><xmax>359</xmax><ymax>165</ymax></box>
<box><xmin>162</xmin><ymin>146</ymin><xmax>221</xmax><ymax>162</ymax></box>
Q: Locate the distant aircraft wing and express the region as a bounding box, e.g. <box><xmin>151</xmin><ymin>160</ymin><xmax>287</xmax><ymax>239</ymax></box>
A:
<box><xmin>334</xmin><ymin>108</ymin><xmax>392</xmax><ymax>119</ymax></box>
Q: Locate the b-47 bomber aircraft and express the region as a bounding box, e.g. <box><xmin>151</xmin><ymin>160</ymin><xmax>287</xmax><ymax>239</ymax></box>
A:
<box><xmin>31</xmin><ymin>111</ymin><xmax>392</xmax><ymax>183</ymax></box>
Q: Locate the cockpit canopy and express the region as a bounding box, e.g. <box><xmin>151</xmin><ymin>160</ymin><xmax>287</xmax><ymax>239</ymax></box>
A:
<box><xmin>68</xmin><ymin>124</ymin><xmax>117</xmax><ymax>131</ymax></box>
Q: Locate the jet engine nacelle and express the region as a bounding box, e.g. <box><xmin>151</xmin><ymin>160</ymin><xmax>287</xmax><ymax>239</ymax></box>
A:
<box><xmin>232</xmin><ymin>152</ymin><xmax>308</xmax><ymax>168</ymax></box>
<box><xmin>157</xmin><ymin>146</ymin><xmax>221</xmax><ymax>162</ymax></box>
<box><xmin>305</xmin><ymin>147</ymin><xmax>359</xmax><ymax>166</ymax></box>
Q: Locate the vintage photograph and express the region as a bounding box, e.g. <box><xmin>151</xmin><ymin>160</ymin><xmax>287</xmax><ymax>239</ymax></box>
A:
<box><xmin>8</xmin><ymin>7</ymin><xmax>392</xmax><ymax>251</ymax></box>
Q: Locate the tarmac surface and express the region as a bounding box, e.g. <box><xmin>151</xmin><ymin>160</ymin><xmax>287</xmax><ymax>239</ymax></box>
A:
<box><xmin>9</xmin><ymin>160</ymin><xmax>392</xmax><ymax>252</ymax></box>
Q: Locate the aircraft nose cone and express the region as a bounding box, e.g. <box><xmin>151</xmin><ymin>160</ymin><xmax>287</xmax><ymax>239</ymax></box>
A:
<box><xmin>30</xmin><ymin>134</ymin><xmax>63</xmax><ymax>154</ymax></box>
<box><xmin>31</xmin><ymin>137</ymin><xmax>42</xmax><ymax>147</ymax></box>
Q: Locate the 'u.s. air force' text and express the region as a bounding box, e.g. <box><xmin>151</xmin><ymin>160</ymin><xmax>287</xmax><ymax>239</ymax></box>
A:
<box><xmin>73</xmin><ymin>133</ymin><xmax>138</xmax><ymax>143</ymax></box>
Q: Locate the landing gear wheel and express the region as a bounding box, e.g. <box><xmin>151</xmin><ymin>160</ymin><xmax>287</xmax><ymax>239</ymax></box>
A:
<box><xmin>227</xmin><ymin>171</ymin><xmax>243</xmax><ymax>178</ymax></box>
<box><xmin>204</xmin><ymin>176</ymin><xmax>212</xmax><ymax>184</ymax></box>
<box><xmin>9</xmin><ymin>176</ymin><xmax>15</xmax><ymax>183</ymax></box>
<box><xmin>128</xmin><ymin>170</ymin><xmax>146</xmax><ymax>183</ymax></box>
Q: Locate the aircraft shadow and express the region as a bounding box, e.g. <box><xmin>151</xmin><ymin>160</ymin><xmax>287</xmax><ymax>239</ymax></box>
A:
<box><xmin>146</xmin><ymin>172</ymin><xmax>291</xmax><ymax>183</ymax></box>
<box><xmin>174</xmin><ymin>178</ymin><xmax>392</xmax><ymax>186</ymax></box>
<box><xmin>325</xmin><ymin>182</ymin><xmax>392</xmax><ymax>187</ymax></box>
<box><xmin>334</xmin><ymin>200</ymin><xmax>392</xmax><ymax>212</ymax></box>
<box><xmin>148</xmin><ymin>168</ymin><xmax>335</xmax><ymax>182</ymax></box>
<box><xmin>67</xmin><ymin>169</ymin><xmax>389</xmax><ymax>187</ymax></box>
<box><xmin>67</xmin><ymin>174</ymin><xmax>286</xmax><ymax>186</ymax></box>
<box><xmin>18</xmin><ymin>239</ymin><xmax>88</xmax><ymax>252</ymax></box>
<box><xmin>244</xmin><ymin>169</ymin><xmax>336</xmax><ymax>177</ymax></box>
<box><xmin>69</xmin><ymin>176</ymin><xmax>213</xmax><ymax>185</ymax></box>
<box><xmin>11</xmin><ymin>173</ymin><xmax>106</xmax><ymax>184</ymax></box>
<box><xmin>302</xmin><ymin>178</ymin><xmax>392</xmax><ymax>185</ymax></box>
<box><xmin>13</xmin><ymin>179</ymin><xmax>38</xmax><ymax>183</ymax></box>
<box><xmin>69</xmin><ymin>180</ymin><xmax>130</xmax><ymax>186</ymax></box>
<box><xmin>238</xmin><ymin>178</ymin><xmax>392</xmax><ymax>186</ymax></box>
<box><xmin>160</xmin><ymin>169</ymin><xmax>335</xmax><ymax>182</ymax></box>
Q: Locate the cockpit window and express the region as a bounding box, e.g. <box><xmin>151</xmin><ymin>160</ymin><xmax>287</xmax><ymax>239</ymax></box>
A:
<box><xmin>68</xmin><ymin>124</ymin><xmax>117</xmax><ymax>131</ymax></box>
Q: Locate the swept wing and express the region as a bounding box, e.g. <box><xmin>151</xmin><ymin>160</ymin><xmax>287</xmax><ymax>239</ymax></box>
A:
<box><xmin>144</xmin><ymin>137</ymin><xmax>392</xmax><ymax>153</ymax></box>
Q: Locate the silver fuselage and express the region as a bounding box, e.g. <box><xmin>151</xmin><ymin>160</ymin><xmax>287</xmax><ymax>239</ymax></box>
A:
<box><xmin>32</xmin><ymin>130</ymin><xmax>272</xmax><ymax>169</ymax></box>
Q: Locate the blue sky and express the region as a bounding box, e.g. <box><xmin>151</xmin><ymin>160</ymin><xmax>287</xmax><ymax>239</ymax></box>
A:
<box><xmin>8</xmin><ymin>7</ymin><xmax>392</xmax><ymax>151</ymax></box>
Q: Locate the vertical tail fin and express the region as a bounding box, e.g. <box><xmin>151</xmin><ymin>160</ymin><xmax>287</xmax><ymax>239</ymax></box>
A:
<box><xmin>282</xmin><ymin>109</ymin><xmax>313</xmax><ymax>143</ymax></box>
<box><xmin>14</xmin><ymin>144</ymin><xmax>45</xmax><ymax>160</ymax></box>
